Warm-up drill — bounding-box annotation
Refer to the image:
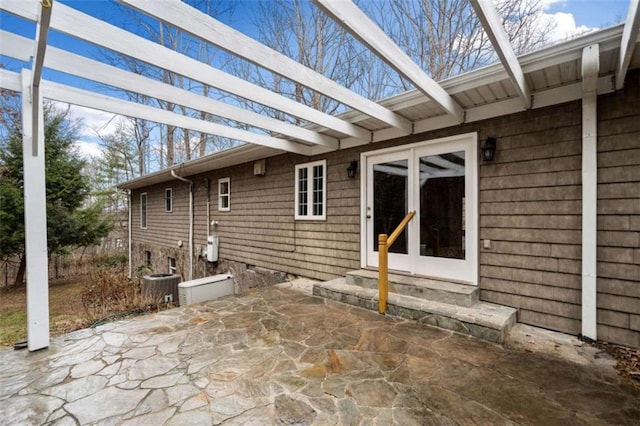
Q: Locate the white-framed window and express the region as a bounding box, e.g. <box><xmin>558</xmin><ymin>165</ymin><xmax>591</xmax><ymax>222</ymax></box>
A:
<box><xmin>218</xmin><ymin>177</ymin><xmax>230</xmax><ymax>211</ymax></box>
<box><xmin>164</xmin><ymin>188</ymin><xmax>173</xmax><ymax>212</ymax></box>
<box><xmin>294</xmin><ymin>160</ymin><xmax>326</xmax><ymax>220</ymax></box>
<box><xmin>168</xmin><ymin>256</ymin><xmax>176</xmax><ymax>274</ymax></box>
<box><xmin>140</xmin><ymin>192</ymin><xmax>147</xmax><ymax>229</ymax></box>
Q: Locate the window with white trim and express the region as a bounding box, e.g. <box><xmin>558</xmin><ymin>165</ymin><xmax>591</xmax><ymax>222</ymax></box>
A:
<box><xmin>164</xmin><ymin>188</ymin><xmax>173</xmax><ymax>212</ymax></box>
<box><xmin>295</xmin><ymin>160</ymin><xmax>326</xmax><ymax>220</ymax></box>
<box><xmin>168</xmin><ymin>256</ymin><xmax>176</xmax><ymax>274</ymax></box>
<box><xmin>218</xmin><ymin>177</ymin><xmax>230</xmax><ymax>211</ymax></box>
<box><xmin>140</xmin><ymin>192</ymin><xmax>147</xmax><ymax>229</ymax></box>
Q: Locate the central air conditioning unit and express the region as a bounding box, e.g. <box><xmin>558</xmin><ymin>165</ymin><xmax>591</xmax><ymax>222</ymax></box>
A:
<box><xmin>178</xmin><ymin>274</ymin><xmax>234</xmax><ymax>306</ymax></box>
<box><xmin>141</xmin><ymin>273</ymin><xmax>181</xmax><ymax>303</ymax></box>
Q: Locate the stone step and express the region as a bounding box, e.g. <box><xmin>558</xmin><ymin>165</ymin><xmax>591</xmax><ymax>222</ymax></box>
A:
<box><xmin>313</xmin><ymin>278</ymin><xmax>517</xmax><ymax>344</ymax></box>
<box><xmin>345</xmin><ymin>269</ymin><xmax>478</xmax><ymax>308</ymax></box>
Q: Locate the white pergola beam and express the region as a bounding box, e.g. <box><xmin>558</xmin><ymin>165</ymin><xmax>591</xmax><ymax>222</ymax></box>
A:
<box><xmin>470</xmin><ymin>0</ymin><xmax>531</xmax><ymax>109</ymax></box>
<box><xmin>45</xmin><ymin>48</ymin><xmax>338</xmax><ymax>149</ymax></box>
<box><xmin>21</xmin><ymin>69</ymin><xmax>50</xmax><ymax>352</ymax></box>
<box><xmin>32</xmin><ymin>1</ymin><xmax>368</xmax><ymax>141</ymax></box>
<box><xmin>581</xmin><ymin>43</ymin><xmax>600</xmax><ymax>342</ymax></box>
<box><xmin>313</xmin><ymin>0</ymin><xmax>465</xmax><ymax>123</ymax></box>
<box><xmin>0</xmin><ymin>31</ymin><xmax>338</xmax><ymax>150</ymax></box>
<box><xmin>0</xmin><ymin>68</ymin><xmax>22</xmax><ymax>91</ymax></box>
<box><xmin>40</xmin><ymin>79</ymin><xmax>312</xmax><ymax>156</ymax></box>
<box><xmin>0</xmin><ymin>0</ymin><xmax>39</xmax><ymax>21</ymax></box>
<box><xmin>119</xmin><ymin>0</ymin><xmax>412</xmax><ymax>134</ymax></box>
<box><xmin>30</xmin><ymin>1</ymin><xmax>52</xmax><ymax>156</ymax></box>
<box><xmin>0</xmin><ymin>64</ymin><xmax>313</xmax><ymax>155</ymax></box>
<box><xmin>323</xmin><ymin>74</ymin><xmax>615</xmax><ymax>155</ymax></box>
<box><xmin>616</xmin><ymin>0</ymin><xmax>640</xmax><ymax>89</ymax></box>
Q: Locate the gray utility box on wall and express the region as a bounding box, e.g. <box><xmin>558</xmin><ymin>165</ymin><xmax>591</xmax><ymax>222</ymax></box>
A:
<box><xmin>178</xmin><ymin>274</ymin><xmax>234</xmax><ymax>306</ymax></box>
<box><xmin>141</xmin><ymin>273</ymin><xmax>181</xmax><ymax>303</ymax></box>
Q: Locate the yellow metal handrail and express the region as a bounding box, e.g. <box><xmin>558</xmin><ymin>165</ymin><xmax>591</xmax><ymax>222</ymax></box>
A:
<box><xmin>378</xmin><ymin>210</ymin><xmax>415</xmax><ymax>314</ymax></box>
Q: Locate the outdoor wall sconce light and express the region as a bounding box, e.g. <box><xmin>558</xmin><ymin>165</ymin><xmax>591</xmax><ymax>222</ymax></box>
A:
<box><xmin>346</xmin><ymin>160</ymin><xmax>358</xmax><ymax>178</ymax></box>
<box><xmin>481</xmin><ymin>137</ymin><xmax>497</xmax><ymax>162</ymax></box>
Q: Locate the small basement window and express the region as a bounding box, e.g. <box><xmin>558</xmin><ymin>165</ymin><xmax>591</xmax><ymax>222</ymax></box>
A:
<box><xmin>165</xmin><ymin>188</ymin><xmax>173</xmax><ymax>212</ymax></box>
<box><xmin>168</xmin><ymin>256</ymin><xmax>176</xmax><ymax>274</ymax></box>
<box><xmin>144</xmin><ymin>251</ymin><xmax>152</xmax><ymax>267</ymax></box>
<box><xmin>218</xmin><ymin>177</ymin><xmax>230</xmax><ymax>212</ymax></box>
<box><xmin>295</xmin><ymin>160</ymin><xmax>326</xmax><ymax>220</ymax></box>
<box><xmin>140</xmin><ymin>192</ymin><xmax>147</xmax><ymax>229</ymax></box>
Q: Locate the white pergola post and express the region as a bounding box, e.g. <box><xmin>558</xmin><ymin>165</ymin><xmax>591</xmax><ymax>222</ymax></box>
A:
<box><xmin>21</xmin><ymin>69</ymin><xmax>50</xmax><ymax>351</ymax></box>
<box><xmin>581</xmin><ymin>44</ymin><xmax>599</xmax><ymax>342</ymax></box>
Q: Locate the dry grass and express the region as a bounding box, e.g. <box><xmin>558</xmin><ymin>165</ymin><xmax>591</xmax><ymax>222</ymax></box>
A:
<box><xmin>0</xmin><ymin>256</ymin><xmax>171</xmax><ymax>349</ymax></box>
<box><xmin>0</xmin><ymin>277</ymin><xmax>89</xmax><ymax>348</ymax></box>
<box><xmin>596</xmin><ymin>341</ymin><xmax>640</xmax><ymax>391</ymax></box>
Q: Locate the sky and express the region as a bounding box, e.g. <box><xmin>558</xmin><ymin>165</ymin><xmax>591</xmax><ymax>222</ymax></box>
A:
<box><xmin>0</xmin><ymin>0</ymin><xmax>633</xmax><ymax>160</ymax></box>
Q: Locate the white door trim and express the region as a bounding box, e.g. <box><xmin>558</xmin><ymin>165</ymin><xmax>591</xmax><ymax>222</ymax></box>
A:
<box><xmin>360</xmin><ymin>132</ymin><xmax>478</xmax><ymax>284</ymax></box>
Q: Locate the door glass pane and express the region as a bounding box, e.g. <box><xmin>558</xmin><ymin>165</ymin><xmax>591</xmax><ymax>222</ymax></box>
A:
<box><xmin>419</xmin><ymin>151</ymin><xmax>465</xmax><ymax>259</ymax></box>
<box><xmin>373</xmin><ymin>159</ymin><xmax>408</xmax><ymax>254</ymax></box>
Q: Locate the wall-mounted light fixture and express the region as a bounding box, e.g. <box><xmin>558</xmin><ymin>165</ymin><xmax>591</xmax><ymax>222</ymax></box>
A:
<box><xmin>346</xmin><ymin>160</ymin><xmax>358</xmax><ymax>179</ymax></box>
<box><xmin>253</xmin><ymin>159</ymin><xmax>266</xmax><ymax>176</ymax></box>
<box><xmin>481</xmin><ymin>137</ymin><xmax>497</xmax><ymax>162</ymax></box>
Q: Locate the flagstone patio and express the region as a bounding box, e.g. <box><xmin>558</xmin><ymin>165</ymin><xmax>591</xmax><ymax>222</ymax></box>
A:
<box><xmin>1</xmin><ymin>283</ymin><xmax>639</xmax><ymax>425</ymax></box>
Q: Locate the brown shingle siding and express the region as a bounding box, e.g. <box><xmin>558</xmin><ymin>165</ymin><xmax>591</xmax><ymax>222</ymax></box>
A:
<box><xmin>478</xmin><ymin>99</ymin><xmax>583</xmax><ymax>335</ymax></box>
<box><xmin>203</xmin><ymin>153</ymin><xmax>360</xmax><ymax>279</ymax></box>
<box><xmin>480</xmin><ymin>227</ymin><xmax>581</xmax><ymax>244</ymax></box>
<box><xmin>480</xmin><ymin>156</ymin><xmax>582</xmax><ymax>178</ymax></box>
<box><xmin>598</xmin><ymin>309</ymin><xmax>630</xmax><ymax>328</ymax></box>
<box><xmin>127</xmin><ymin>69</ymin><xmax>639</xmax><ymax>348</ymax></box>
<box><xmin>481</xmin><ymin>290</ymin><xmax>581</xmax><ymax>322</ymax></box>
<box><xmin>595</xmin><ymin>72</ymin><xmax>640</xmax><ymax>347</ymax></box>
<box><xmin>481</xmin><ymin>215</ymin><xmax>580</xmax><ymax>229</ymax></box>
<box><xmin>480</xmin><ymin>201</ymin><xmax>581</xmax><ymax>215</ymax></box>
<box><xmin>481</xmin><ymin>186</ymin><xmax>581</xmax><ymax>202</ymax></box>
<box><xmin>518</xmin><ymin>310</ymin><xmax>581</xmax><ymax>334</ymax></box>
<box><xmin>597</xmin><ymin>325</ymin><xmax>639</xmax><ymax>348</ymax></box>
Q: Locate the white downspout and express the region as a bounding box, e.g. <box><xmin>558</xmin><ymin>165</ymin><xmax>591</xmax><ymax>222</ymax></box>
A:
<box><xmin>581</xmin><ymin>44</ymin><xmax>599</xmax><ymax>341</ymax></box>
<box><xmin>124</xmin><ymin>189</ymin><xmax>132</xmax><ymax>279</ymax></box>
<box><xmin>171</xmin><ymin>170</ymin><xmax>194</xmax><ymax>281</ymax></box>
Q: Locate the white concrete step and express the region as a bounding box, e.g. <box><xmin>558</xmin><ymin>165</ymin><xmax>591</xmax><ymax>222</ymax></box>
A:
<box><xmin>345</xmin><ymin>269</ymin><xmax>478</xmax><ymax>307</ymax></box>
<box><xmin>313</xmin><ymin>278</ymin><xmax>517</xmax><ymax>344</ymax></box>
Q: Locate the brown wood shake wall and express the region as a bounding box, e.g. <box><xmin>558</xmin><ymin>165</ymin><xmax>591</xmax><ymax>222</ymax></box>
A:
<box><xmin>477</xmin><ymin>101</ymin><xmax>584</xmax><ymax>335</ymax></box>
<box><xmin>595</xmin><ymin>71</ymin><xmax>640</xmax><ymax>347</ymax></box>
<box><xmin>191</xmin><ymin>154</ymin><xmax>362</xmax><ymax>282</ymax></box>
<box><xmin>130</xmin><ymin>70</ymin><xmax>639</xmax><ymax>346</ymax></box>
<box><xmin>478</xmin><ymin>70</ymin><xmax>639</xmax><ymax>343</ymax></box>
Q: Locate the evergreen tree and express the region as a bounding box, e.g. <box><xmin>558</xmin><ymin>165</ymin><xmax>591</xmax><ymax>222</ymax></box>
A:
<box><xmin>0</xmin><ymin>103</ymin><xmax>113</xmax><ymax>286</ymax></box>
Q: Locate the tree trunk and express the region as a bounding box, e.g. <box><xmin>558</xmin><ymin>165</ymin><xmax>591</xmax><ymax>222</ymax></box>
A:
<box><xmin>14</xmin><ymin>255</ymin><xmax>25</xmax><ymax>287</ymax></box>
<box><xmin>166</xmin><ymin>124</ymin><xmax>175</xmax><ymax>166</ymax></box>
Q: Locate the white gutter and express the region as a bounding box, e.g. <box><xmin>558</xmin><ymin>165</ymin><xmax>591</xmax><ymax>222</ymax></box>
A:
<box><xmin>171</xmin><ymin>170</ymin><xmax>194</xmax><ymax>281</ymax></box>
<box><xmin>581</xmin><ymin>44</ymin><xmax>599</xmax><ymax>342</ymax></box>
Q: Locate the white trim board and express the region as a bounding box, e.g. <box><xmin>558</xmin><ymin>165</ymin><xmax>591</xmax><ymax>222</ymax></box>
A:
<box><xmin>360</xmin><ymin>132</ymin><xmax>478</xmax><ymax>285</ymax></box>
<box><xmin>322</xmin><ymin>75</ymin><xmax>615</xmax><ymax>155</ymax></box>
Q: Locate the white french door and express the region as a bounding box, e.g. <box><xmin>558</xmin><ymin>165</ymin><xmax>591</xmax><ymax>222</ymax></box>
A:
<box><xmin>363</xmin><ymin>133</ymin><xmax>478</xmax><ymax>284</ymax></box>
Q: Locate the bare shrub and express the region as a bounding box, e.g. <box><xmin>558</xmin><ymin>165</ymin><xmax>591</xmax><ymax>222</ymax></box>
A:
<box><xmin>81</xmin><ymin>256</ymin><xmax>165</xmax><ymax>325</ymax></box>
